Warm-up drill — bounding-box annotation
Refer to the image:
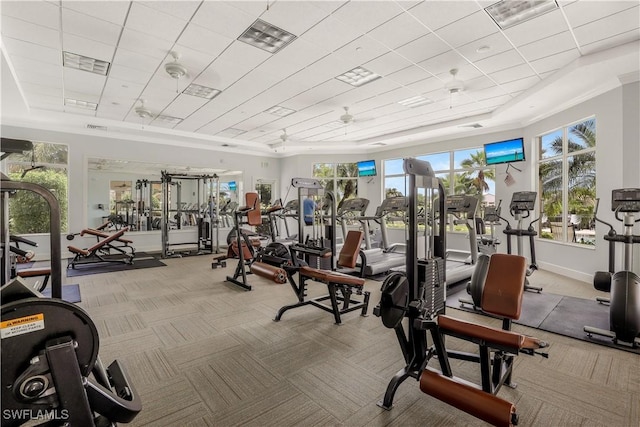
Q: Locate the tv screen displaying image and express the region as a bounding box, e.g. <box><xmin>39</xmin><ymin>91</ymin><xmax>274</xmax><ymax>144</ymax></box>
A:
<box><xmin>228</xmin><ymin>181</ymin><xmax>237</xmax><ymax>191</ymax></box>
<box><xmin>357</xmin><ymin>160</ymin><xmax>377</xmax><ymax>177</ymax></box>
<box><xmin>484</xmin><ymin>138</ymin><xmax>525</xmax><ymax>165</ymax></box>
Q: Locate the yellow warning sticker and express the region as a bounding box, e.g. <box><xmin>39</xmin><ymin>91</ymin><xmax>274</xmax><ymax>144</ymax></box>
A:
<box><xmin>1</xmin><ymin>313</ymin><xmax>45</xmax><ymax>339</ymax></box>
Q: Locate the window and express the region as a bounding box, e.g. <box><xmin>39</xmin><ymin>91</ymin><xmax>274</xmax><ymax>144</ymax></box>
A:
<box><xmin>537</xmin><ymin>118</ymin><xmax>596</xmax><ymax>246</ymax></box>
<box><xmin>312</xmin><ymin>162</ymin><xmax>358</xmax><ymax>207</ymax></box>
<box><xmin>6</xmin><ymin>141</ymin><xmax>69</xmax><ymax>233</ymax></box>
<box><xmin>383</xmin><ymin>148</ymin><xmax>496</xmax><ymax>231</ymax></box>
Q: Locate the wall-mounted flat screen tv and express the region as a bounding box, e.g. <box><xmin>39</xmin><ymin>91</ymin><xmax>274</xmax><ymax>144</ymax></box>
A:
<box><xmin>357</xmin><ymin>160</ymin><xmax>377</xmax><ymax>177</ymax></box>
<box><xmin>228</xmin><ymin>181</ymin><xmax>237</xmax><ymax>191</ymax></box>
<box><xmin>484</xmin><ymin>138</ymin><xmax>525</xmax><ymax>165</ymax></box>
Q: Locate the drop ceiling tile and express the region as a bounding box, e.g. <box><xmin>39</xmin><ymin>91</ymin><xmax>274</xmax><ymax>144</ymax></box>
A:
<box><xmin>102</xmin><ymin>78</ymin><xmax>145</xmax><ymax>103</ymax></box>
<box><xmin>502</xmin><ymin>9</ymin><xmax>568</xmax><ymax>47</ymax></box>
<box><xmin>395</xmin><ymin>32</ymin><xmax>451</xmax><ymax>63</ymax></box>
<box><xmin>63</xmin><ymin>1</ymin><xmax>130</xmax><ymax>26</ymax></box>
<box><xmin>409</xmin><ymin>0</ymin><xmax>481</xmax><ymax>31</ymax></box>
<box><xmin>330</xmin><ymin>0</ymin><xmax>405</xmax><ymax>35</ymax></box>
<box><xmin>465</xmin><ymin>75</ymin><xmax>501</xmax><ymax>92</ymax></box>
<box><xmin>21</xmin><ymin>82</ymin><xmax>63</xmax><ymax>98</ymax></box>
<box><xmin>489</xmin><ymin>63</ymin><xmax>537</xmax><ymax>86</ymax></box>
<box><xmin>435</xmin><ymin>11</ymin><xmax>498</xmax><ymax>48</ymax></box>
<box><xmin>367</xmin><ymin>9</ymin><xmax>429</xmax><ymax>49</ymax></box>
<box><xmin>96</xmin><ymin>104</ymin><xmax>128</xmax><ymax>121</ymax></box>
<box><xmin>563</xmin><ymin>1</ymin><xmax>638</xmax><ymax>28</ymax></box>
<box><xmin>1</xmin><ymin>0</ymin><xmax>60</xmax><ymax>30</ymax></box>
<box><xmin>456</xmin><ymin>31</ymin><xmax>514</xmax><ymax>63</ymax></box>
<box><xmin>160</xmin><ymin>94</ymin><xmax>209</xmax><ymax>118</ymax></box>
<box><xmin>334</xmin><ymin>35</ymin><xmax>394</xmax><ymax>66</ymax></box>
<box><xmin>256</xmin><ymin>39</ymin><xmax>328</xmax><ymax>78</ymax></box>
<box><xmin>191</xmin><ymin>1</ymin><xmax>256</xmax><ymax>41</ymax></box>
<box><xmin>112</xmin><ymin>47</ymin><xmax>161</xmax><ymax>73</ymax></box>
<box><xmin>61</xmin><ymin>8</ymin><xmax>122</xmax><ymax>47</ymax></box>
<box><xmin>260</xmin><ymin>1</ymin><xmax>331</xmax><ymax>36</ymax></box>
<box><xmin>500</xmin><ymin>75</ymin><xmax>541</xmax><ymax>94</ymax></box>
<box><xmin>387</xmin><ymin>65</ymin><xmax>432</xmax><ymax>86</ymax></box>
<box><xmin>196</xmin><ymin>58</ymin><xmax>262</xmax><ymax>92</ymax></box>
<box><xmin>2</xmin><ymin>37</ymin><xmax>62</xmax><ymax>65</ymax></box>
<box><xmin>125</xmin><ymin>2</ymin><xmax>187</xmax><ymax>42</ymax></box>
<box><xmin>62</xmin><ymin>33</ymin><xmax>115</xmax><ymax>63</ymax></box>
<box><xmin>166</xmin><ymin>46</ymin><xmax>219</xmax><ymax>81</ymax></box>
<box><xmin>138</xmin><ymin>1</ymin><xmax>201</xmax><ymax>21</ymax></box>
<box><xmin>176</xmin><ymin>23</ymin><xmax>234</xmax><ymax>58</ymax></box>
<box><xmin>215</xmin><ymin>41</ymin><xmax>271</xmax><ymax>69</ymax></box>
<box><xmin>474</xmin><ymin>49</ymin><xmax>525</xmax><ymax>74</ymax></box>
<box><xmin>286</xmin><ymin>80</ymin><xmax>351</xmax><ymax>110</ymax></box>
<box><xmin>530</xmin><ymin>48</ymin><xmax>580</xmax><ymax>74</ymax></box>
<box><xmin>517</xmin><ymin>31</ymin><xmax>577</xmax><ymax>62</ymax></box>
<box><xmin>573</xmin><ymin>6</ymin><xmax>640</xmax><ymax>47</ymax></box>
<box><xmin>27</xmin><ymin>93</ymin><xmax>62</xmax><ymax>109</ymax></box>
<box><xmin>581</xmin><ymin>29</ymin><xmax>640</xmax><ymax>55</ymax></box>
<box><xmin>1</xmin><ymin>15</ymin><xmax>61</xmax><ymax>49</ymax></box>
<box><xmin>14</xmin><ymin>64</ymin><xmax>63</xmax><ymax>86</ymax></box>
<box><xmin>405</xmin><ymin>76</ymin><xmax>447</xmax><ymax>94</ymax></box>
<box><xmin>301</xmin><ymin>14</ymin><xmax>363</xmax><ymax>53</ymax></box>
<box><xmin>418</xmin><ymin>49</ymin><xmax>469</xmax><ymax>76</ymax></box>
<box><xmin>64</xmin><ymin>90</ymin><xmax>100</xmax><ymax>104</ymax></box>
<box><xmin>9</xmin><ymin>55</ymin><xmax>61</xmax><ymax>77</ymax></box>
<box><xmin>118</xmin><ymin>28</ymin><xmax>176</xmax><ymax>60</ymax></box>
<box><xmin>108</xmin><ymin>63</ymin><xmax>155</xmax><ymax>85</ymax></box>
<box><xmin>364</xmin><ymin>52</ymin><xmax>414</xmax><ymax>77</ymax></box>
<box><xmin>470</xmin><ymin>84</ymin><xmax>508</xmax><ymax>101</ymax></box>
<box><xmin>63</xmin><ymin>68</ymin><xmax>106</xmax><ymax>96</ymax></box>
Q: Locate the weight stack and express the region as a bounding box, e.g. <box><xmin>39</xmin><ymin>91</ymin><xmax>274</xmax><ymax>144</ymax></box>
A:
<box><xmin>418</xmin><ymin>257</ymin><xmax>446</xmax><ymax>316</ymax></box>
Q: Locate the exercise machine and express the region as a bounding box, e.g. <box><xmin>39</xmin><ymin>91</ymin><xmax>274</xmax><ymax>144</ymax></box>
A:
<box><xmin>358</xmin><ymin>196</ymin><xmax>408</xmax><ymax>276</ymax></box>
<box><xmin>2</xmin><ymin>278</ymin><xmax>141</xmax><ymax>426</ymax></box>
<box><xmin>477</xmin><ymin>201</ymin><xmax>502</xmax><ymax>255</ymax></box>
<box><xmin>499</xmin><ymin>191</ymin><xmax>542</xmax><ymax>293</ymax></box>
<box><xmin>336</xmin><ymin>197</ymin><xmax>369</xmax><ymax>246</ymax></box>
<box><xmin>373</xmin><ymin>158</ymin><xmax>547</xmax><ymax>426</ymax></box>
<box><xmin>161</xmin><ymin>171</ymin><xmax>219</xmax><ymax>258</ymax></box>
<box><xmin>444</xmin><ymin>194</ymin><xmax>479</xmax><ymax>286</ymax></box>
<box><xmin>67</xmin><ymin>227</ymin><xmax>136</xmax><ymax>269</ymax></box>
<box><xmin>584</xmin><ymin>188</ymin><xmax>640</xmax><ymax>348</ymax></box>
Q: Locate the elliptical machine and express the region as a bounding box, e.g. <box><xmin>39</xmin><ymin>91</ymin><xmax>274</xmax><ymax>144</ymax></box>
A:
<box><xmin>584</xmin><ymin>188</ymin><xmax>640</xmax><ymax>348</ymax></box>
<box><xmin>499</xmin><ymin>191</ymin><xmax>542</xmax><ymax>293</ymax></box>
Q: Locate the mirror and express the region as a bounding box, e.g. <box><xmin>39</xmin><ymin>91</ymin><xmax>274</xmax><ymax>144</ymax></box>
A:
<box><xmin>88</xmin><ymin>158</ymin><xmax>243</xmax><ymax>232</ymax></box>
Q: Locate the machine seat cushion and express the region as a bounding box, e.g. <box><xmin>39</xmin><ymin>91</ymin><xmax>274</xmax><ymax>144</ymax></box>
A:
<box><xmin>300</xmin><ymin>266</ymin><xmax>365</xmax><ymax>287</ymax></box>
<box><xmin>438</xmin><ymin>315</ymin><xmax>543</xmax><ymax>351</ymax></box>
<box><xmin>481</xmin><ymin>253</ymin><xmax>527</xmax><ymax>320</ymax></box>
<box><xmin>338</xmin><ymin>230</ymin><xmax>364</xmax><ymax>269</ymax></box>
<box><xmin>16</xmin><ymin>267</ymin><xmax>51</xmax><ymax>278</ymax></box>
<box><xmin>67</xmin><ymin>245</ymin><xmax>90</xmax><ymax>256</ymax></box>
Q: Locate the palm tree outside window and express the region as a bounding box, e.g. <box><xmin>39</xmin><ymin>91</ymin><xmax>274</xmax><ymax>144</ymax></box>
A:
<box><xmin>538</xmin><ymin>118</ymin><xmax>596</xmax><ymax>246</ymax></box>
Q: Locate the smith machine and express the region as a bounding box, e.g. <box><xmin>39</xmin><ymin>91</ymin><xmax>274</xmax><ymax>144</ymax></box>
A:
<box><xmin>160</xmin><ymin>171</ymin><xmax>220</xmax><ymax>258</ymax></box>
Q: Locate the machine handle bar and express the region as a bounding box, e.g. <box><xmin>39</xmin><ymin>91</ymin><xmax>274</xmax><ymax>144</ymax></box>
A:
<box><xmin>592</xmin><ymin>198</ymin><xmax>616</xmax><ymax>235</ymax></box>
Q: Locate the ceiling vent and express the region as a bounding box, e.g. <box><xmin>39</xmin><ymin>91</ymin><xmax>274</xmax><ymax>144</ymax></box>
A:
<box><xmin>485</xmin><ymin>0</ymin><xmax>558</xmax><ymax>30</ymax></box>
<box><xmin>86</xmin><ymin>124</ymin><xmax>107</xmax><ymax>131</ymax></box>
<box><xmin>63</xmin><ymin>51</ymin><xmax>110</xmax><ymax>76</ymax></box>
<box><xmin>238</xmin><ymin>19</ymin><xmax>297</xmax><ymax>54</ymax></box>
<box><xmin>461</xmin><ymin>123</ymin><xmax>483</xmax><ymax>128</ymax></box>
<box><xmin>335</xmin><ymin>66</ymin><xmax>381</xmax><ymax>87</ymax></box>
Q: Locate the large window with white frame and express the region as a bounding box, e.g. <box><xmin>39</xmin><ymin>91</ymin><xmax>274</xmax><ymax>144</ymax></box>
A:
<box><xmin>5</xmin><ymin>141</ymin><xmax>69</xmax><ymax>233</ymax></box>
<box><xmin>537</xmin><ymin>117</ymin><xmax>596</xmax><ymax>246</ymax></box>
<box><xmin>383</xmin><ymin>148</ymin><xmax>495</xmax><ymax>230</ymax></box>
<box><xmin>312</xmin><ymin>162</ymin><xmax>358</xmax><ymax>207</ymax></box>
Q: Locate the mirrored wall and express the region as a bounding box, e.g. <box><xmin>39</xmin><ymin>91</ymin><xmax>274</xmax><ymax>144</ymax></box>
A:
<box><xmin>87</xmin><ymin>158</ymin><xmax>243</xmax><ymax>232</ymax></box>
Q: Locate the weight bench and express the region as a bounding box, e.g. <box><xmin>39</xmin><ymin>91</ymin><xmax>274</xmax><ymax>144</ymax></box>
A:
<box><xmin>80</xmin><ymin>227</ymin><xmax>136</xmax><ymax>257</ymax></box>
<box><xmin>275</xmin><ymin>230</ymin><xmax>370</xmax><ymax>324</ymax></box>
<box><xmin>421</xmin><ymin>254</ymin><xmax>548</xmax><ymax>426</ymax></box>
<box><xmin>67</xmin><ymin>227</ymin><xmax>135</xmax><ymax>269</ymax></box>
<box><xmin>15</xmin><ymin>266</ymin><xmax>51</xmax><ymax>292</ymax></box>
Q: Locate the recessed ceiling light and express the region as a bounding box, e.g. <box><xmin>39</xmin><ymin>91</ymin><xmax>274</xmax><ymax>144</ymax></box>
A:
<box><xmin>238</xmin><ymin>19</ymin><xmax>297</xmax><ymax>54</ymax></box>
<box><xmin>183</xmin><ymin>83</ymin><xmax>221</xmax><ymax>99</ymax></box>
<box><xmin>485</xmin><ymin>0</ymin><xmax>558</xmax><ymax>30</ymax></box>
<box><xmin>155</xmin><ymin>115</ymin><xmax>183</xmax><ymax>125</ymax></box>
<box><xmin>476</xmin><ymin>45</ymin><xmax>491</xmax><ymax>53</ymax></box>
<box><xmin>264</xmin><ymin>105</ymin><xmax>296</xmax><ymax>117</ymax></box>
<box><xmin>335</xmin><ymin>66</ymin><xmax>381</xmax><ymax>87</ymax></box>
<box><xmin>63</xmin><ymin>51</ymin><xmax>110</xmax><ymax>76</ymax></box>
<box><xmin>64</xmin><ymin>98</ymin><xmax>98</xmax><ymax>110</ymax></box>
<box><xmin>398</xmin><ymin>95</ymin><xmax>433</xmax><ymax>108</ymax></box>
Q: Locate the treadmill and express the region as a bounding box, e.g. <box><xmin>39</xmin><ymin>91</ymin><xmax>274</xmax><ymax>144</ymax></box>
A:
<box><xmin>445</xmin><ymin>194</ymin><xmax>479</xmax><ymax>286</ymax></box>
<box><xmin>358</xmin><ymin>196</ymin><xmax>408</xmax><ymax>276</ymax></box>
<box><xmin>336</xmin><ymin>197</ymin><xmax>370</xmax><ymax>246</ymax></box>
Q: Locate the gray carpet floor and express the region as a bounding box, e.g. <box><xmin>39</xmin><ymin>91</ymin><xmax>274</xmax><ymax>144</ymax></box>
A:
<box><xmin>61</xmin><ymin>256</ymin><xmax>639</xmax><ymax>427</ymax></box>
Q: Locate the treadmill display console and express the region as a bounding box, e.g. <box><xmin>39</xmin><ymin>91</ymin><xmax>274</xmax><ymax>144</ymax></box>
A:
<box><xmin>611</xmin><ymin>188</ymin><xmax>640</xmax><ymax>212</ymax></box>
<box><xmin>381</xmin><ymin>196</ymin><xmax>409</xmax><ymax>212</ymax></box>
<box><xmin>446</xmin><ymin>195</ymin><xmax>477</xmax><ymax>213</ymax></box>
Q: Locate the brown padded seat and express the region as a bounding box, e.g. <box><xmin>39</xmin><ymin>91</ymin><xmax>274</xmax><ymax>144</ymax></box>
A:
<box><xmin>338</xmin><ymin>230</ymin><xmax>364</xmax><ymax>269</ymax></box>
<box><xmin>250</xmin><ymin>262</ymin><xmax>287</xmax><ymax>284</ymax></box>
<box><xmin>438</xmin><ymin>315</ymin><xmax>543</xmax><ymax>350</ymax></box>
<box><xmin>420</xmin><ymin>368</ymin><xmax>517</xmax><ymax>427</ymax></box>
<box><xmin>481</xmin><ymin>253</ymin><xmax>527</xmax><ymax>320</ymax></box>
<box><xmin>299</xmin><ymin>266</ymin><xmax>365</xmax><ymax>287</ymax></box>
<box><xmin>16</xmin><ymin>267</ymin><xmax>51</xmax><ymax>278</ymax></box>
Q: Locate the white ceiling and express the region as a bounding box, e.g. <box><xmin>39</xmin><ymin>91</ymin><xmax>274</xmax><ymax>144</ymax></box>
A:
<box><xmin>1</xmin><ymin>0</ymin><xmax>639</xmax><ymax>156</ymax></box>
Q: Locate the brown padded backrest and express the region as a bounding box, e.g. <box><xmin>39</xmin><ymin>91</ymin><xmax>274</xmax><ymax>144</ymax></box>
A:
<box><xmin>481</xmin><ymin>253</ymin><xmax>527</xmax><ymax>320</ymax></box>
<box><xmin>245</xmin><ymin>192</ymin><xmax>262</xmax><ymax>226</ymax></box>
<box><xmin>338</xmin><ymin>230</ymin><xmax>364</xmax><ymax>269</ymax></box>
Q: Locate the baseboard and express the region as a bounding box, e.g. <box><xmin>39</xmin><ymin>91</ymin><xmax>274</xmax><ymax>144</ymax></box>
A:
<box><xmin>537</xmin><ymin>261</ymin><xmax>592</xmax><ymax>284</ymax></box>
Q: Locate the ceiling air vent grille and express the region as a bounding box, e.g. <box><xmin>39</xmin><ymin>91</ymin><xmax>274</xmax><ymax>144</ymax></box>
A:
<box><xmin>86</xmin><ymin>124</ymin><xmax>107</xmax><ymax>131</ymax></box>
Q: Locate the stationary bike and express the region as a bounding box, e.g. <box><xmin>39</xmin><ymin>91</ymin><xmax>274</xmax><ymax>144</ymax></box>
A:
<box><xmin>584</xmin><ymin>188</ymin><xmax>640</xmax><ymax>348</ymax></box>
